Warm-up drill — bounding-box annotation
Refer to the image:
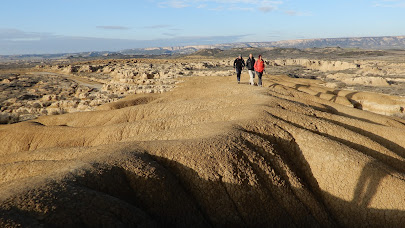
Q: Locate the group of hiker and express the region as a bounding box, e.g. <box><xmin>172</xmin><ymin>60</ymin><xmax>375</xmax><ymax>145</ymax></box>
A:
<box><xmin>233</xmin><ymin>54</ymin><xmax>265</xmax><ymax>86</ymax></box>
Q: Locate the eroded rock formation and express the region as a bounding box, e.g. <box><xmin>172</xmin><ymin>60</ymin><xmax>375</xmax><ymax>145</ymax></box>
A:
<box><xmin>0</xmin><ymin>76</ymin><xmax>404</xmax><ymax>227</ymax></box>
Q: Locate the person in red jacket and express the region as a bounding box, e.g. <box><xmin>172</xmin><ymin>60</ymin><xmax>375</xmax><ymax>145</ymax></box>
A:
<box><xmin>254</xmin><ymin>55</ymin><xmax>265</xmax><ymax>87</ymax></box>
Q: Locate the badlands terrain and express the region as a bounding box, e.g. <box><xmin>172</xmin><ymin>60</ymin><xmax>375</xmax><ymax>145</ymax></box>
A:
<box><xmin>0</xmin><ymin>47</ymin><xmax>405</xmax><ymax>227</ymax></box>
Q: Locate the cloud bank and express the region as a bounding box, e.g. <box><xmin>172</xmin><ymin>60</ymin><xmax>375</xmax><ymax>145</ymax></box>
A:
<box><xmin>373</xmin><ymin>0</ymin><xmax>405</xmax><ymax>8</ymax></box>
<box><xmin>96</xmin><ymin>26</ymin><xmax>130</xmax><ymax>30</ymax></box>
<box><xmin>158</xmin><ymin>0</ymin><xmax>283</xmax><ymax>13</ymax></box>
<box><xmin>0</xmin><ymin>28</ymin><xmax>246</xmax><ymax>55</ymax></box>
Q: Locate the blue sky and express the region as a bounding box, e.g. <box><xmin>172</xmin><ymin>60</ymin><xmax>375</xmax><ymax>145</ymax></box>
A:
<box><xmin>1</xmin><ymin>0</ymin><xmax>405</xmax><ymax>54</ymax></box>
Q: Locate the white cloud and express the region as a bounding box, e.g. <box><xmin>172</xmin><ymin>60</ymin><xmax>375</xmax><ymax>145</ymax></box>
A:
<box><xmin>157</xmin><ymin>0</ymin><xmax>283</xmax><ymax>12</ymax></box>
<box><xmin>229</xmin><ymin>6</ymin><xmax>254</xmax><ymax>11</ymax></box>
<box><xmin>142</xmin><ymin>24</ymin><xmax>172</xmax><ymax>29</ymax></box>
<box><xmin>162</xmin><ymin>32</ymin><xmax>177</xmax><ymax>36</ymax></box>
<box><xmin>0</xmin><ymin>29</ymin><xmax>248</xmax><ymax>55</ymax></box>
<box><xmin>159</xmin><ymin>0</ymin><xmax>190</xmax><ymax>8</ymax></box>
<box><xmin>208</xmin><ymin>6</ymin><xmax>225</xmax><ymax>11</ymax></box>
<box><xmin>373</xmin><ymin>0</ymin><xmax>405</xmax><ymax>7</ymax></box>
<box><xmin>96</xmin><ymin>26</ymin><xmax>130</xmax><ymax>30</ymax></box>
<box><xmin>0</xmin><ymin>28</ymin><xmax>52</xmax><ymax>41</ymax></box>
<box><xmin>284</xmin><ymin>10</ymin><xmax>312</xmax><ymax>16</ymax></box>
<box><xmin>259</xmin><ymin>6</ymin><xmax>276</xmax><ymax>12</ymax></box>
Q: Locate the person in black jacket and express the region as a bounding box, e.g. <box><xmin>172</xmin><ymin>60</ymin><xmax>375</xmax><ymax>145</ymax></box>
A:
<box><xmin>246</xmin><ymin>54</ymin><xmax>255</xmax><ymax>85</ymax></box>
<box><xmin>233</xmin><ymin>54</ymin><xmax>245</xmax><ymax>84</ymax></box>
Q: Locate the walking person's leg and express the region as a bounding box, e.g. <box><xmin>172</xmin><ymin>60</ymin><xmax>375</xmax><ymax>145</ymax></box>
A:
<box><xmin>258</xmin><ymin>72</ymin><xmax>263</xmax><ymax>86</ymax></box>
<box><xmin>236</xmin><ymin>69</ymin><xmax>241</xmax><ymax>83</ymax></box>
<box><xmin>248</xmin><ymin>70</ymin><xmax>254</xmax><ymax>85</ymax></box>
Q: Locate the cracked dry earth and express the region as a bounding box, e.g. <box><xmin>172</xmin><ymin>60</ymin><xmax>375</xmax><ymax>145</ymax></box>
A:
<box><xmin>0</xmin><ymin>74</ymin><xmax>404</xmax><ymax>227</ymax></box>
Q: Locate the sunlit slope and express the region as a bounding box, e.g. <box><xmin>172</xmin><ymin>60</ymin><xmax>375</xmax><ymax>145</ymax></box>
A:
<box><xmin>0</xmin><ymin>75</ymin><xmax>404</xmax><ymax>227</ymax></box>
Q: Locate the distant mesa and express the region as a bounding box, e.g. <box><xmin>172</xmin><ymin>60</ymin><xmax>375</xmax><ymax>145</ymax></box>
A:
<box><xmin>3</xmin><ymin>35</ymin><xmax>405</xmax><ymax>60</ymax></box>
<box><xmin>119</xmin><ymin>36</ymin><xmax>405</xmax><ymax>56</ymax></box>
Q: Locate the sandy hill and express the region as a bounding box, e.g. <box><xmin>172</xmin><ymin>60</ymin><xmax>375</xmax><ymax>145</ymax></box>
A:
<box><xmin>0</xmin><ymin>74</ymin><xmax>404</xmax><ymax>227</ymax></box>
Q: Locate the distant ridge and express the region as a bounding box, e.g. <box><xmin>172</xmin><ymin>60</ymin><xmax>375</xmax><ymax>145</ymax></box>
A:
<box><xmin>269</xmin><ymin>36</ymin><xmax>405</xmax><ymax>49</ymax></box>
<box><xmin>120</xmin><ymin>36</ymin><xmax>405</xmax><ymax>55</ymax></box>
<box><xmin>2</xmin><ymin>36</ymin><xmax>405</xmax><ymax>60</ymax></box>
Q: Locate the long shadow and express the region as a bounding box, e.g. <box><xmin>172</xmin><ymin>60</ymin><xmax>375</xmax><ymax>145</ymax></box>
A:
<box><xmin>237</xmin><ymin>127</ymin><xmax>340</xmax><ymax>227</ymax></box>
<box><xmin>265</xmin><ymin>89</ymin><xmax>382</xmax><ymax>125</ymax></box>
<box><xmin>294</xmin><ymin>84</ymin><xmax>310</xmax><ymax>90</ymax></box>
<box><xmin>267</xmin><ymin>82</ymin><xmax>405</xmax><ymax>218</ymax></box>
<box><xmin>0</xmin><ymin>150</ymin><xmax>325</xmax><ymax>228</ymax></box>
<box><xmin>317</xmin><ymin>103</ymin><xmax>377</xmax><ymax>123</ymax></box>
<box><xmin>256</xmin><ymin>112</ymin><xmax>405</xmax><ymax>226</ymax></box>
<box><xmin>289</xmin><ymin>81</ymin><xmax>363</xmax><ymax>111</ymax></box>
<box><xmin>316</xmin><ymin>115</ymin><xmax>405</xmax><ymax>159</ymax></box>
<box><xmin>241</xmin><ymin>126</ymin><xmax>405</xmax><ymax>226</ymax></box>
<box><xmin>345</xmin><ymin>92</ymin><xmax>363</xmax><ymax>110</ymax></box>
<box><xmin>0</xmin><ymin>137</ymin><xmax>404</xmax><ymax>227</ymax></box>
<box><xmin>0</xmin><ymin>206</ymin><xmax>40</xmax><ymax>227</ymax></box>
<box><xmin>352</xmin><ymin>161</ymin><xmax>389</xmax><ymax>208</ymax></box>
<box><xmin>264</xmin><ymin>109</ymin><xmax>405</xmax><ymax>173</ymax></box>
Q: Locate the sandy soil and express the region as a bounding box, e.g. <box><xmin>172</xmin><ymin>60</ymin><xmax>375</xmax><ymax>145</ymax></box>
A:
<box><xmin>0</xmin><ymin>72</ymin><xmax>404</xmax><ymax>227</ymax></box>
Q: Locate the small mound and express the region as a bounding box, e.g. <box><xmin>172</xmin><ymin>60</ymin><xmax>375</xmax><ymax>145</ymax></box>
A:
<box><xmin>96</xmin><ymin>94</ymin><xmax>159</xmax><ymax>111</ymax></box>
<box><xmin>342</xmin><ymin>76</ymin><xmax>390</xmax><ymax>87</ymax></box>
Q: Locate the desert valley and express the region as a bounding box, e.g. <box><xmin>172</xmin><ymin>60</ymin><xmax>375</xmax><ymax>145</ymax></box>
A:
<box><xmin>0</xmin><ymin>47</ymin><xmax>405</xmax><ymax>227</ymax></box>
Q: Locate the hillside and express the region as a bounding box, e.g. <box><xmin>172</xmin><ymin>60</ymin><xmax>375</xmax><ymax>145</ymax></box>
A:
<box><xmin>0</xmin><ymin>72</ymin><xmax>404</xmax><ymax>227</ymax></box>
<box><xmin>268</xmin><ymin>36</ymin><xmax>405</xmax><ymax>49</ymax></box>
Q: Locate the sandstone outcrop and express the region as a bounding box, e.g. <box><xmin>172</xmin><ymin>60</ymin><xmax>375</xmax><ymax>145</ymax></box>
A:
<box><xmin>4</xmin><ymin>57</ymin><xmax>405</xmax><ymax>124</ymax></box>
<box><xmin>39</xmin><ymin>60</ymin><xmax>233</xmax><ymax>97</ymax></box>
<box><xmin>2</xmin><ymin>59</ymin><xmax>238</xmax><ymax>124</ymax></box>
<box><xmin>326</xmin><ymin>73</ymin><xmax>390</xmax><ymax>87</ymax></box>
<box><xmin>266</xmin><ymin>58</ymin><xmax>405</xmax><ymax>100</ymax></box>
<box><xmin>0</xmin><ymin>72</ymin><xmax>118</xmax><ymax>123</ymax></box>
<box><xmin>270</xmin><ymin>75</ymin><xmax>405</xmax><ymax>117</ymax></box>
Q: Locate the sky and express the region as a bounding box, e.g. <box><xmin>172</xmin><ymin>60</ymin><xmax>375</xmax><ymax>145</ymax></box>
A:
<box><xmin>1</xmin><ymin>0</ymin><xmax>405</xmax><ymax>55</ymax></box>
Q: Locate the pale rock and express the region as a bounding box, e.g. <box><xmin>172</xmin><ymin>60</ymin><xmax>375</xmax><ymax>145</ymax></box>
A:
<box><xmin>342</xmin><ymin>77</ymin><xmax>390</xmax><ymax>87</ymax></box>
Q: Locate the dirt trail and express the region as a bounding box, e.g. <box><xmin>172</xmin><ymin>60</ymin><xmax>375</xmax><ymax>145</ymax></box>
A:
<box><xmin>0</xmin><ymin>74</ymin><xmax>404</xmax><ymax>227</ymax></box>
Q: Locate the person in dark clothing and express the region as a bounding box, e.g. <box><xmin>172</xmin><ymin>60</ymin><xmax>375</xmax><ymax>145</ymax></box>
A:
<box><xmin>246</xmin><ymin>54</ymin><xmax>255</xmax><ymax>85</ymax></box>
<box><xmin>233</xmin><ymin>54</ymin><xmax>245</xmax><ymax>84</ymax></box>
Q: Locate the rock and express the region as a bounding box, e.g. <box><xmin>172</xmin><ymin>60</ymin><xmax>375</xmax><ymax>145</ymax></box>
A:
<box><xmin>0</xmin><ymin>113</ymin><xmax>11</xmax><ymax>124</ymax></box>
<box><xmin>141</xmin><ymin>73</ymin><xmax>154</xmax><ymax>79</ymax></box>
<box><xmin>323</xmin><ymin>82</ymin><xmax>347</xmax><ymax>89</ymax></box>
<box><xmin>62</xmin><ymin>65</ymin><xmax>79</xmax><ymax>73</ymax></box>
<box><xmin>271</xmin><ymin>59</ymin><xmax>358</xmax><ymax>72</ymax></box>
<box><xmin>341</xmin><ymin>76</ymin><xmax>390</xmax><ymax>87</ymax></box>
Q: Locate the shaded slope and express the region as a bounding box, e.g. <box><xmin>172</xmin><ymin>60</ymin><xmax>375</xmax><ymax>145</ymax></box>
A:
<box><xmin>0</xmin><ymin>75</ymin><xmax>404</xmax><ymax>227</ymax></box>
